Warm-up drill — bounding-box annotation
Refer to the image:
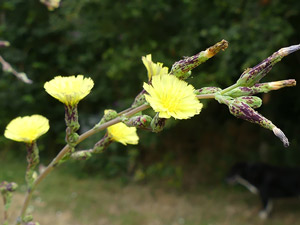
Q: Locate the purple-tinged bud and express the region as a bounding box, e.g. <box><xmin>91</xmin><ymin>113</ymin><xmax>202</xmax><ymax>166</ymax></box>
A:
<box><xmin>0</xmin><ymin>40</ymin><xmax>10</xmax><ymax>47</ymax></box>
<box><xmin>71</xmin><ymin>149</ymin><xmax>93</xmax><ymax>160</ymax></box>
<box><xmin>132</xmin><ymin>90</ymin><xmax>146</xmax><ymax>108</ymax></box>
<box><xmin>93</xmin><ymin>135</ymin><xmax>113</xmax><ymax>154</ymax></box>
<box><xmin>228</xmin><ymin>99</ymin><xmax>289</xmax><ymax>147</ymax></box>
<box><xmin>268</xmin><ymin>79</ymin><xmax>296</xmax><ymax>90</ymax></box>
<box><xmin>122</xmin><ymin>115</ymin><xmax>152</xmax><ymax>129</ymax></box>
<box><xmin>0</xmin><ymin>181</ymin><xmax>18</xmax><ymax>193</ymax></box>
<box><xmin>170</xmin><ymin>40</ymin><xmax>228</xmax><ymax>79</ymax></box>
<box><xmin>236</xmin><ymin>44</ymin><xmax>300</xmax><ymax>87</ymax></box>
<box><xmin>194</xmin><ymin>87</ymin><xmax>222</xmax><ymax>95</ymax></box>
<box><xmin>151</xmin><ymin>113</ymin><xmax>166</xmax><ymax>133</ymax></box>
<box><xmin>236</xmin><ymin>96</ymin><xmax>262</xmax><ymax>109</ymax></box>
<box><xmin>225</xmin><ymin>79</ymin><xmax>297</xmax><ymax>98</ymax></box>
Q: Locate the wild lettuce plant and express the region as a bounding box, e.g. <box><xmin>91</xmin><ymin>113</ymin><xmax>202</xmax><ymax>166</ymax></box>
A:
<box><xmin>1</xmin><ymin>40</ymin><xmax>299</xmax><ymax>225</ymax></box>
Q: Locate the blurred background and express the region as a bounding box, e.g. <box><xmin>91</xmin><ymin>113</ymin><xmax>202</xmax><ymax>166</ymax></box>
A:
<box><xmin>1</xmin><ymin>0</ymin><xmax>300</xmax><ymax>224</ymax></box>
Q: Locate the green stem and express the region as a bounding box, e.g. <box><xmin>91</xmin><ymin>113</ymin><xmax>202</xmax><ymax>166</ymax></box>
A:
<box><xmin>2</xmin><ymin>195</ymin><xmax>8</xmax><ymax>222</ymax></box>
<box><xmin>219</xmin><ymin>83</ymin><xmax>239</xmax><ymax>95</ymax></box>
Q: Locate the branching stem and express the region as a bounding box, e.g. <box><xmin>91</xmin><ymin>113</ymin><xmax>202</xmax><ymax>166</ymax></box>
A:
<box><xmin>16</xmin><ymin>93</ymin><xmax>216</xmax><ymax>224</ymax></box>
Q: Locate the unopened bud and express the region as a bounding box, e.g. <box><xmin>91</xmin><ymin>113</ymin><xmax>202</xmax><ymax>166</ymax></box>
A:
<box><xmin>132</xmin><ymin>90</ymin><xmax>146</xmax><ymax>108</ymax></box>
<box><xmin>236</xmin><ymin>44</ymin><xmax>300</xmax><ymax>87</ymax></box>
<box><xmin>93</xmin><ymin>135</ymin><xmax>112</xmax><ymax>153</ymax></box>
<box><xmin>0</xmin><ymin>181</ymin><xmax>18</xmax><ymax>193</ymax></box>
<box><xmin>123</xmin><ymin>115</ymin><xmax>152</xmax><ymax>129</ymax></box>
<box><xmin>170</xmin><ymin>40</ymin><xmax>228</xmax><ymax>79</ymax></box>
<box><xmin>236</xmin><ymin>96</ymin><xmax>262</xmax><ymax>109</ymax></box>
<box><xmin>267</xmin><ymin>79</ymin><xmax>296</xmax><ymax>90</ymax></box>
<box><xmin>95</xmin><ymin>109</ymin><xmax>118</xmax><ymax>128</ymax></box>
<box><xmin>225</xmin><ymin>79</ymin><xmax>297</xmax><ymax>98</ymax></box>
<box><xmin>228</xmin><ymin>99</ymin><xmax>288</xmax><ymax>147</ymax></box>
<box><xmin>71</xmin><ymin>150</ymin><xmax>93</xmax><ymax>160</ymax></box>
<box><xmin>194</xmin><ymin>87</ymin><xmax>222</xmax><ymax>95</ymax></box>
<box><xmin>151</xmin><ymin>113</ymin><xmax>166</xmax><ymax>133</ymax></box>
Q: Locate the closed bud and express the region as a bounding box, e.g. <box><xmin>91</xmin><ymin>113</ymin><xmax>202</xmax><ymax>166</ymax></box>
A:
<box><xmin>123</xmin><ymin>115</ymin><xmax>152</xmax><ymax>129</ymax></box>
<box><xmin>194</xmin><ymin>87</ymin><xmax>221</xmax><ymax>95</ymax></box>
<box><xmin>95</xmin><ymin>109</ymin><xmax>118</xmax><ymax>128</ymax></box>
<box><xmin>267</xmin><ymin>79</ymin><xmax>296</xmax><ymax>90</ymax></box>
<box><xmin>228</xmin><ymin>99</ymin><xmax>289</xmax><ymax>147</ymax></box>
<box><xmin>236</xmin><ymin>96</ymin><xmax>262</xmax><ymax>109</ymax></box>
<box><xmin>225</xmin><ymin>79</ymin><xmax>297</xmax><ymax>98</ymax></box>
<box><xmin>71</xmin><ymin>150</ymin><xmax>93</xmax><ymax>160</ymax></box>
<box><xmin>93</xmin><ymin>135</ymin><xmax>113</xmax><ymax>153</ymax></box>
<box><xmin>170</xmin><ymin>40</ymin><xmax>228</xmax><ymax>79</ymax></box>
<box><xmin>0</xmin><ymin>181</ymin><xmax>18</xmax><ymax>193</ymax></box>
<box><xmin>150</xmin><ymin>113</ymin><xmax>166</xmax><ymax>133</ymax></box>
<box><xmin>236</xmin><ymin>44</ymin><xmax>300</xmax><ymax>87</ymax></box>
<box><xmin>132</xmin><ymin>90</ymin><xmax>146</xmax><ymax>108</ymax></box>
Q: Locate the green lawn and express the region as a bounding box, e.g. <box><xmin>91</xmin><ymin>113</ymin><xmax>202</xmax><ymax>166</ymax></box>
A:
<box><xmin>1</xmin><ymin>159</ymin><xmax>300</xmax><ymax>225</ymax></box>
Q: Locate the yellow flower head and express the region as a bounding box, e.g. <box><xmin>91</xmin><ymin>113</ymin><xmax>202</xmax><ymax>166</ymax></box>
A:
<box><xmin>142</xmin><ymin>54</ymin><xmax>169</xmax><ymax>81</ymax></box>
<box><xmin>143</xmin><ymin>74</ymin><xmax>203</xmax><ymax>119</ymax></box>
<box><xmin>44</xmin><ymin>75</ymin><xmax>94</xmax><ymax>106</ymax></box>
<box><xmin>4</xmin><ymin>115</ymin><xmax>50</xmax><ymax>143</ymax></box>
<box><xmin>106</xmin><ymin>112</ymin><xmax>139</xmax><ymax>145</ymax></box>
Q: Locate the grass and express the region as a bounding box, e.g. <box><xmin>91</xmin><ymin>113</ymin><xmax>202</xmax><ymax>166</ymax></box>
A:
<box><xmin>1</xmin><ymin>159</ymin><xmax>300</xmax><ymax>225</ymax></box>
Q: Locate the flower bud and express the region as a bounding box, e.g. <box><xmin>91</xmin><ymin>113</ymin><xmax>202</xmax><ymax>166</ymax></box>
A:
<box><xmin>93</xmin><ymin>135</ymin><xmax>113</xmax><ymax>153</ymax></box>
<box><xmin>228</xmin><ymin>99</ymin><xmax>289</xmax><ymax>147</ymax></box>
<box><xmin>71</xmin><ymin>150</ymin><xmax>93</xmax><ymax>160</ymax></box>
<box><xmin>236</xmin><ymin>44</ymin><xmax>300</xmax><ymax>87</ymax></box>
<box><xmin>150</xmin><ymin>113</ymin><xmax>166</xmax><ymax>133</ymax></box>
<box><xmin>170</xmin><ymin>40</ymin><xmax>228</xmax><ymax>79</ymax></box>
<box><xmin>225</xmin><ymin>79</ymin><xmax>296</xmax><ymax>98</ymax></box>
<box><xmin>122</xmin><ymin>115</ymin><xmax>152</xmax><ymax>129</ymax></box>
<box><xmin>236</xmin><ymin>96</ymin><xmax>262</xmax><ymax>109</ymax></box>
<box><xmin>0</xmin><ymin>181</ymin><xmax>18</xmax><ymax>193</ymax></box>
<box><xmin>132</xmin><ymin>90</ymin><xmax>147</xmax><ymax>108</ymax></box>
<box><xmin>95</xmin><ymin>109</ymin><xmax>118</xmax><ymax>128</ymax></box>
<box><xmin>194</xmin><ymin>87</ymin><xmax>222</xmax><ymax>95</ymax></box>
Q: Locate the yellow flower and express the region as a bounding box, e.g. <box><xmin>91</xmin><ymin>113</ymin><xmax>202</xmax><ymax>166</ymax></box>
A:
<box><xmin>4</xmin><ymin>115</ymin><xmax>50</xmax><ymax>143</ymax></box>
<box><xmin>143</xmin><ymin>74</ymin><xmax>203</xmax><ymax>119</ymax></box>
<box><xmin>142</xmin><ymin>54</ymin><xmax>169</xmax><ymax>81</ymax></box>
<box><xmin>107</xmin><ymin>122</ymin><xmax>139</xmax><ymax>145</ymax></box>
<box><xmin>44</xmin><ymin>75</ymin><xmax>94</xmax><ymax>106</ymax></box>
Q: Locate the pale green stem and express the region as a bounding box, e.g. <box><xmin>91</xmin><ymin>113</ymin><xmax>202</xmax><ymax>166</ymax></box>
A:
<box><xmin>2</xmin><ymin>196</ymin><xmax>8</xmax><ymax>222</ymax></box>
<box><xmin>197</xmin><ymin>94</ymin><xmax>215</xmax><ymax>99</ymax></box>
<box><xmin>219</xmin><ymin>83</ymin><xmax>239</xmax><ymax>95</ymax></box>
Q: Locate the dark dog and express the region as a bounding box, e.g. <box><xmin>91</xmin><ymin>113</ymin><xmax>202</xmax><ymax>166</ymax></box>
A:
<box><xmin>226</xmin><ymin>162</ymin><xmax>300</xmax><ymax>219</ymax></box>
